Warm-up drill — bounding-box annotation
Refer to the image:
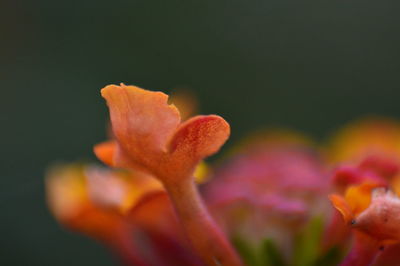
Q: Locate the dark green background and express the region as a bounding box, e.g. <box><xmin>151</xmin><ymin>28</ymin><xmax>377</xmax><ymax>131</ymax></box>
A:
<box><xmin>2</xmin><ymin>0</ymin><xmax>400</xmax><ymax>265</ymax></box>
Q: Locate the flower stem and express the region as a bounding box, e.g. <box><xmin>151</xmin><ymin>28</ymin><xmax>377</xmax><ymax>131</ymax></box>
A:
<box><xmin>163</xmin><ymin>177</ymin><xmax>242</xmax><ymax>266</ymax></box>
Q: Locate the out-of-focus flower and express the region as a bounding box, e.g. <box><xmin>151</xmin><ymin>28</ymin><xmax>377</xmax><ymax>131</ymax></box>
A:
<box><xmin>47</xmin><ymin>82</ymin><xmax>400</xmax><ymax>266</ymax></box>
<box><xmin>47</xmin><ymin>165</ymin><xmax>133</xmax><ymax>239</ymax></box>
<box><xmin>205</xmin><ymin>131</ymin><xmax>329</xmax><ymax>265</ymax></box>
<box><xmin>46</xmin><ymin>164</ymin><xmax>201</xmax><ymax>266</ymax></box>
<box><xmin>326</xmin><ymin>118</ymin><xmax>400</xmax><ymax>265</ymax></box>
<box><xmin>329</xmin><ymin>117</ymin><xmax>400</xmax><ymax>165</ymax></box>
<box><xmin>330</xmin><ymin>182</ymin><xmax>400</xmax><ymax>265</ymax></box>
<box><xmin>330</xmin><ymin>183</ymin><xmax>381</xmax><ymax>226</ymax></box>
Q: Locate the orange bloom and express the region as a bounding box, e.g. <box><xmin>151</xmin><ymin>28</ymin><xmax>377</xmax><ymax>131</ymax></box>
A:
<box><xmin>324</xmin><ymin>118</ymin><xmax>400</xmax><ymax>265</ymax></box>
<box><xmin>46</xmin><ymin>165</ymin><xmax>131</xmax><ymax>240</ymax></box>
<box><xmin>46</xmin><ymin>164</ymin><xmax>200</xmax><ymax>266</ymax></box>
<box><xmin>95</xmin><ymin>84</ymin><xmax>241</xmax><ymax>266</ymax></box>
<box><xmin>330</xmin><ymin>183</ymin><xmax>381</xmax><ymax>225</ymax></box>
<box><xmin>330</xmin><ymin>181</ymin><xmax>400</xmax><ymax>265</ymax></box>
<box><xmin>95</xmin><ymin>84</ymin><xmax>229</xmax><ymax>182</ymax></box>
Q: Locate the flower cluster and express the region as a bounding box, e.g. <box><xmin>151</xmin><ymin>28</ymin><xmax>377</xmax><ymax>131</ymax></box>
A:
<box><xmin>46</xmin><ymin>84</ymin><xmax>400</xmax><ymax>266</ymax></box>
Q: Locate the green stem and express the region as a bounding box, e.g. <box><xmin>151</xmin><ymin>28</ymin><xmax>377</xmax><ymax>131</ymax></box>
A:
<box><xmin>163</xmin><ymin>177</ymin><xmax>242</xmax><ymax>266</ymax></box>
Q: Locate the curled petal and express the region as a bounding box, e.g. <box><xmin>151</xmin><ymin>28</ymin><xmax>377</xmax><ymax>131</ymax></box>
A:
<box><xmin>345</xmin><ymin>183</ymin><xmax>380</xmax><ymax>216</ymax></box>
<box><xmin>167</xmin><ymin>115</ymin><xmax>230</xmax><ymax>177</ymax></box>
<box><xmin>45</xmin><ymin>165</ymin><xmax>125</xmax><ymax>241</ymax></box>
<box><xmin>86</xmin><ymin>166</ymin><xmax>128</xmax><ymax>210</ymax></box>
<box><xmin>46</xmin><ymin>165</ymin><xmax>89</xmax><ymax>221</ymax></box>
<box><xmin>329</xmin><ymin>182</ymin><xmax>382</xmax><ymax>224</ymax></box>
<box><xmin>85</xmin><ymin>166</ymin><xmax>164</xmax><ymax>214</ymax></box>
<box><xmin>354</xmin><ymin>188</ymin><xmax>400</xmax><ymax>241</ymax></box>
<box><xmin>329</xmin><ymin>194</ymin><xmax>354</xmax><ymax>223</ymax></box>
<box><xmin>101</xmin><ymin>84</ymin><xmax>181</xmax><ymax>169</ymax></box>
<box><xmin>94</xmin><ymin>140</ymin><xmax>117</xmax><ymax>166</ymax></box>
<box><xmin>99</xmin><ymin>84</ymin><xmax>239</xmax><ymax>265</ymax></box>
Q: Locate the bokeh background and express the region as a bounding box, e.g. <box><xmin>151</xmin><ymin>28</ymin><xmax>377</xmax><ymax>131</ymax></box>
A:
<box><xmin>2</xmin><ymin>0</ymin><xmax>400</xmax><ymax>265</ymax></box>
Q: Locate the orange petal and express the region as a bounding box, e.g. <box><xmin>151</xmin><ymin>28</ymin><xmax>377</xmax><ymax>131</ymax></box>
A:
<box><xmin>354</xmin><ymin>188</ymin><xmax>400</xmax><ymax>241</ymax></box>
<box><xmin>128</xmin><ymin>192</ymin><xmax>181</xmax><ymax>237</ymax></box>
<box><xmin>345</xmin><ymin>182</ymin><xmax>380</xmax><ymax>216</ymax></box>
<box><xmin>73</xmin><ymin>207</ymin><xmax>126</xmax><ymax>242</ymax></box>
<box><xmin>46</xmin><ymin>165</ymin><xmax>89</xmax><ymax>221</ymax></box>
<box><xmin>101</xmin><ymin>84</ymin><xmax>181</xmax><ymax>169</ymax></box>
<box><xmin>94</xmin><ymin>140</ymin><xmax>117</xmax><ymax>166</ymax></box>
<box><xmin>45</xmin><ymin>164</ymin><xmax>125</xmax><ymax>241</ymax></box>
<box><xmin>118</xmin><ymin>171</ymin><xmax>164</xmax><ymax>213</ymax></box>
<box><xmin>167</xmin><ymin>115</ymin><xmax>230</xmax><ymax>176</ymax></box>
<box><xmin>84</xmin><ymin>166</ymin><xmax>164</xmax><ymax>214</ymax></box>
<box><xmin>329</xmin><ymin>194</ymin><xmax>354</xmax><ymax>223</ymax></box>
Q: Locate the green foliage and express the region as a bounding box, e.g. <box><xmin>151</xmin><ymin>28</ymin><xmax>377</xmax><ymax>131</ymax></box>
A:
<box><xmin>260</xmin><ymin>238</ymin><xmax>287</xmax><ymax>266</ymax></box>
<box><xmin>232</xmin><ymin>236</ymin><xmax>287</xmax><ymax>266</ymax></box>
<box><xmin>232</xmin><ymin>236</ymin><xmax>260</xmax><ymax>266</ymax></box>
<box><xmin>292</xmin><ymin>216</ymin><xmax>324</xmax><ymax>266</ymax></box>
<box><xmin>313</xmin><ymin>247</ymin><xmax>343</xmax><ymax>266</ymax></box>
<box><xmin>232</xmin><ymin>216</ymin><xmax>344</xmax><ymax>266</ymax></box>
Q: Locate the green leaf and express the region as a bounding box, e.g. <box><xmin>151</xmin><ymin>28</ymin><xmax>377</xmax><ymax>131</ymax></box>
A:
<box><xmin>313</xmin><ymin>246</ymin><xmax>343</xmax><ymax>266</ymax></box>
<box><xmin>231</xmin><ymin>235</ymin><xmax>259</xmax><ymax>266</ymax></box>
<box><xmin>260</xmin><ymin>238</ymin><xmax>287</xmax><ymax>266</ymax></box>
<box><xmin>292</xmin><ymin>216</ymin><xmax>324</xmax><ymax>266</ymax></box>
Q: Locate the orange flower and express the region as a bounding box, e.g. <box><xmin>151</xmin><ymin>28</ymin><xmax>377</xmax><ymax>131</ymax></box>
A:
<box><xmin>329</xmin><ymin>181</ymin><xmax>400</xmax><ymax>265</ymax></box>
<box><xmin>46</xmin><ymin>165</ymin><xmax>146</xmax><ymax>265</ymax></box>
<box><xmin>329</xmin><ymin>182</ymin><xmax>381</xmax><ymax>225</ymax></box>
<box><xmin>324</xmin><ymin>118</ymin><xmax>400</xmax><ymax>265</ymax></box>
<box><xmin>95</xmin><ymin>84</ymin><xmax>241</xmax><ymax>266</ymax></box>
<box><xmin>95</xmin><ymin>84</ymin><xmax>229</xmax><ymax>182</ymax></box>
<box><xmin>46</xmin><ymin>165</ymin><xmax>127</xmax><ymax>239</ymax></box>
<box><xmin>46</xmin><ymin>164</ymin><xmax>201</xmax><ymax>266</ymax></box>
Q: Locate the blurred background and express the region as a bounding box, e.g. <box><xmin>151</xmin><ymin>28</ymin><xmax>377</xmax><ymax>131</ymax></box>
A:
<box><xmin>2</xmin><ymin>0</ymin><xmax>400</xmax><ymax>265</ymax></box>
